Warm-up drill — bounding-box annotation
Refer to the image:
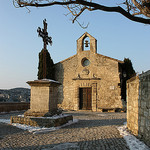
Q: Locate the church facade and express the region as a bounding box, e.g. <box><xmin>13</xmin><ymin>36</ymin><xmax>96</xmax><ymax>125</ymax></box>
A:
<box><xmin>54</xmin><ymin>32</ymin><xmax>125</xmax><ymax>112</ymax></box>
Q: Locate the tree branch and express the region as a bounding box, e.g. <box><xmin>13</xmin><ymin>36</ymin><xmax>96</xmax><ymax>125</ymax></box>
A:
<box><xmin>15</xmin><ymin>0</ymin><xmax>150</xmax><ymax>24</ymax></box>
<box><xmin>17</xmin><ymin>0</ymin><xmax>76</xmax><ymax>7</ymax></box>
<box><xmin>78</xmin><ymin>0</ymin><xmax>150</xmax><ymax>24</ymax></box>
<box><xmin>132</xmin><ymin>0</ymin><xmax>150</xmax><ymax>17</ymax></box>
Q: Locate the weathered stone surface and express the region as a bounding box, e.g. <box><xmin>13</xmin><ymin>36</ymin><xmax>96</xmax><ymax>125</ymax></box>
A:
<box><xmin>0</xmin><ymin>102</ymin><xmax>29</xmax><ymax>113</ymax></box>
<box><xmin>25</xmin><ymin>79</ymin><xmax>60</xmax><ymax>117</ymax></box>
<box><xmin>127</xmin><ymin>76</ymin><xmax>139</xmax><ymax>135</ymax></box>
<box><xmin>10</xmin><ymin>115</ymin><xmax>73</xmax><ymax>127</ymax></box>
<box><xmin>54</xmin><ymin>32</ymin><xmax>124</xmax><ymax>111</ymax></box>
<box><xmin>24</xmin><ymin>110</ymin><xmax>59</xmax><ymax>117</ymax></box>
<box><xmin>10</xmin><ymin>79</ymin><xmax>73</xmax><ymax>129</ymax></box>
<box><xmin>138</xmin><ymin>71</ymin><xmax>150</xmax><ymax>147</ymax></box>
<box><xmin>127</xmin><ymin>70</ymin><xmax>150</xmax><ymax>147</ymax></box>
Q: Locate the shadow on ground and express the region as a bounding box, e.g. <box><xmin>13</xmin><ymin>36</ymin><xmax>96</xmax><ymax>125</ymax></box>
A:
<box><xmin>63</xmin><ymin>118</ymin><xmax>126</xmax><ymax>129</ymax></box>
<box><xmin>0</xmin><ymin>137</ymin><xmax>130</xmax><ymax>150</ymax></box>
<box><xmin>0</xmin><ymin>123</ymin><xmax>26</xmax><ymax>140</ymax></box>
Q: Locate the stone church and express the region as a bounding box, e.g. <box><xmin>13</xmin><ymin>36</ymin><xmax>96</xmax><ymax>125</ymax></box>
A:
<box><xmin>54</xmin><ymin>32</ymin><xmax>125</xmax><ymax>112</ymax></box>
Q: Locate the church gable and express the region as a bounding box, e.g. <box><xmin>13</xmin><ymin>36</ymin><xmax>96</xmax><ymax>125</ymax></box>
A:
<box><xmin>54</xmin><ymin>33</ymin><xmax>124</xmax><ymax>111</ymax></box>
<box><xmin>77</xmin><ymin>32</ymin><xmax>97</xmax><ymax>54</ymax></box>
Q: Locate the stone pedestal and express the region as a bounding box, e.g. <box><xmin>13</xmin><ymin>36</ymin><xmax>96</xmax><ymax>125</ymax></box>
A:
<box><xmin>11</xmin><ymin>114</ymin><xmax>73</xmax><ymax>128</ymax></box>
<box><xmin>11</xmin><ymin>79</ymin><xmax>73</xmax><ymax>127</ymax></box>
<box><xmin>24</xmin><ymin>79</ymin><xmax>61</xmax><ymax>117</ymax></box>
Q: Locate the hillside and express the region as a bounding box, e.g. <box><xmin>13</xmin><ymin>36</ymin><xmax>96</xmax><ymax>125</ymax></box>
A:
<box><xmin>0</xmin><ymin>88</ymin><xmax>30</xmax><ymax>102</ymax></box>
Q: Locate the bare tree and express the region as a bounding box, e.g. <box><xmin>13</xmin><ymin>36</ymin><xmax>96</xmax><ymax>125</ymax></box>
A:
<box><xmin>13</xmin><ymin>0</ymin><xmax>150</xmax><ymax>25</ymax></box>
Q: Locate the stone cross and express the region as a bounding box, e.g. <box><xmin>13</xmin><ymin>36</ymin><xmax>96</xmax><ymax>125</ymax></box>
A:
<box><xmin>37</xmin><ymin>19</ymin><xmax>52</xmax><ymax>79</ymax></box>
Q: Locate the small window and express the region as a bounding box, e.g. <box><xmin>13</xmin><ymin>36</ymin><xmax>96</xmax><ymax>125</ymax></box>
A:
<box><xmin>82</xmin><ymin>58</ymin><xmax>90</xmax><ymax>67</ymax></box>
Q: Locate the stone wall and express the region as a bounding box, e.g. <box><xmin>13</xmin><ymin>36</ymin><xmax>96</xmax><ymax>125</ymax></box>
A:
<box><xmin>95</xmin><ymin>54</ymin><xmax>122</xmax><ymax>110</ymax></box>
<box><xmin>127</xmin><ymin>76</ymin><xmax>139</xmax><ymax>135</ymax></box>
<box><xmin>127</xmin><ymin>70</ymin><xmax>150</xmax><ymax>147</ymax></box>
<box><xmin>138</xmin><ymin>70</ymin><xmax>150</xmax><ymax>146</ymax></box>
<box><xmin>55</xmin><ymin>55</ymin><xmax>78</xmax><ymax>110</ymax></box>
<box><xmin>0</xmin><ymin>102</ymin><xmax>30</xmax><ymax>113</ymax></box>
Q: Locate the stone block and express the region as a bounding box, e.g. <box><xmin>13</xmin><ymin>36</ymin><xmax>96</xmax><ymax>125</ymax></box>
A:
<box><xmin>141</xmin><ymin>101</ymin><xmax>146</xmax><ymax>109</ymax></box>
<box><xmin>11</xmin><ymin>115</ymin><xmax>73</xmax><ymax>128</ymax></box>
<box><xmin>139</xmin><ymin>126</ymin><xmax>144</xmax><ymax>133</ymax></box>
<box><xmin>140</xmin><ymin>117</ymin><xmax>145</xmax><ymax>126</ymax></box>
<box><xmin>25</xmin><ymin>79</ymin><xmax>61</xmax><ymax>117</ymax></box>
<box><xmin>144</xmin><ymin>110</ymin><xmax>148</xmax><ymax>117</ymax></box>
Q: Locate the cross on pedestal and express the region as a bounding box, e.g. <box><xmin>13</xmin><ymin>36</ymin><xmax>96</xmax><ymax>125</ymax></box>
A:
<box><xmin>37</xmin><ymin>19</ymin><xmax>52</xmax><ymax>79</ymax></box>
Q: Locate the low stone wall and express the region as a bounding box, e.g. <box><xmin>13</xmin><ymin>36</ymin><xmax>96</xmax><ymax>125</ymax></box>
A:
<box><xmin>127</xmin><ymin>76</ymin><xmax>139</xmax><ymax>135</ymax></box>
<box><xmin>11</xmin><ymin>115</ymin><xmax>73</xmax><ymax>127</ymax></box>
<box><xmin>138</xmin><ymin>71</ymin><xmax>150</xmax><ymax>146</ymax></box>
<box><xmin>0</xmin><ymin>102</ymin><xmax>30</xmax><ymax>113</ymax></box>
<box><xmin>127</xmin><ymin>70</ymin><xmax>150</xmax><ymax>147</ymax></box>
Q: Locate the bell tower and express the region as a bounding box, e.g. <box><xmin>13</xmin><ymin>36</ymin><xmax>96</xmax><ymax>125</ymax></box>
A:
<box><xmin>77</xmin><ymin>32</ymin><xmax>97</xmax><ymax>54</ymax></box>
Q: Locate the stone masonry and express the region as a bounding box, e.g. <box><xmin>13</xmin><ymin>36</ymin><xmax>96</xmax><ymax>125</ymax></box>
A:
<box><xmin>54</xmin><ymin>32</ymin><xmax>124</xmax><ymax>111</ymax></box>
<box><xmin>11</xmin><ymin>79</ymin><xmax>73</xmax><ymax>128</ymax></box>
<box><xmin>0</xmin><ymin>102</ymin><xmax>29</xmax><ymax>113</ymax></box>
<box><xmin>24</xmin><ymin>79</ymin><xmax>60</xmax><ymax>117</ymax></box>
<box><xmin>11</xmin><ymin>115</ymin><xmax>73</xmax><ymax>128</ymax></box>
<box><xmin>127</xmin><ymin>70</ymin><xmax>150</xmax><ymax>147</ymax></box>
<box><xmin>127</xmin><ymin>76</ymin><xmax>139</xmax><ymax>135</ymax></box>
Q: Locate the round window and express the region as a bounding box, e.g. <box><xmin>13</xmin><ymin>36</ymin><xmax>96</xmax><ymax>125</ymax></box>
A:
<box><xmin>82</xmin><ymin>58</ymin><xmax>90</xmax><ymax>67</ymax></box>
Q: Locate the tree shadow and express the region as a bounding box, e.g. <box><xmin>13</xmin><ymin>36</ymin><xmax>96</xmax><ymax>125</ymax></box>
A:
<box><xmin>63</xmin><ymin>118</ymin><xmax>126</xmax><ymax>129</ymax></box>
<box><xmin>0</xmin><ymin>123</ymin><xmax>27</xmax><ymax>140</ymax></box>
<box><xmin>0</xmin><ymin>111</ymin><xmax>25</xmax><ymax>119</ymax></box>
<box><xmin>1</xmin><ymin>137</ymin><xmax>130</xmax><ymax>150</ymax></box>
<box><xmin>62</xmin><ymin>111</ymin><xmax>126</xmax><ymax>128</ymax></box>
<box><xmin>63</xmin><ymin>111</ymin><xmax>126</xmax><ymax>117</ymax></box>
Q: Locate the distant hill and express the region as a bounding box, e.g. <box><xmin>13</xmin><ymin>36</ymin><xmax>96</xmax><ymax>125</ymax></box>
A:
<box><xmin>0</xmin><ymin>88</ymin><xmax>30</xmax><ymax>102</ymax></box>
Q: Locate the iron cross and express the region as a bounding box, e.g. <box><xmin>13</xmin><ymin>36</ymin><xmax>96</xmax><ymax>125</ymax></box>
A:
<box><xmin>37</xmin><ymin>19</ymin><xmax>52</xmax><ymax>50</ymax></box>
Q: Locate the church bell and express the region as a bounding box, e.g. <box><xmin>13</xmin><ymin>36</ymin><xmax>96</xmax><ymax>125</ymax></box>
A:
<box><xmin>85</xmin><ymin>40</ymin><xmax>89</xmax><ymax>47</ymax></box>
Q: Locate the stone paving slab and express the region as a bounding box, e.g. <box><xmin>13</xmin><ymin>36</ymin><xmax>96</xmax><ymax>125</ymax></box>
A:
<box><xmin>0</xmin><ymin>111</ymin><xmax>129</xmax><ymax>150</ymax></box>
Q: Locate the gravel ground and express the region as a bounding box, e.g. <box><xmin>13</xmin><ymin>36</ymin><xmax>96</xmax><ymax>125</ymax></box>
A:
<box><xmin>0</xmin><ymin>111</ymin><xmax>129</xmax><ymax>150</ymax></box>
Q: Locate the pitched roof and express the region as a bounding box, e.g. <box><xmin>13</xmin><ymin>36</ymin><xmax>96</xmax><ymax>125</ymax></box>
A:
<box><xmin>77</xmin><ymin>32</ymin><xmax>96</xmax><ymax>41</ymax></box>
<box><xmin>96</xmin><ymin>53</ymin><xmax>124</xmax><ymax>63</ymax></box>
<box><xmin>55</xmin><ymin>54</ymin><xmax>77</xmax><ymax>65</ymax></box>
<box><xmin>55</xmin><ymin>53</ymin><xmax>123</xmax><ymax>65</ymax></box>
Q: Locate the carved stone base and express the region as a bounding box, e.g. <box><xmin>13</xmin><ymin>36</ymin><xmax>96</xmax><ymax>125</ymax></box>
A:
<box><xmin>24</xmin><ymin>109</ymin><xmax>62</xmax><ymax>117</ymax></box>
<box><xmin>11</xmin><ymin>114</ymin><xmax>73</xmax><ymax>128</ymax></box>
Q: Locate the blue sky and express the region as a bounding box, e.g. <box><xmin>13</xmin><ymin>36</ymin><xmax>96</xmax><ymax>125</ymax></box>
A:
<box><xmin>0</xmin><ymin>0</ymin><xmax>150</xmax><ymax>89</ymax></box>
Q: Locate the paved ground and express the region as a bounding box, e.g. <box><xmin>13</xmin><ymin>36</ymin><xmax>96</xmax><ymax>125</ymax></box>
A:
<box><xmin>0</xmin><ymin>111</ymin><xmax>129</xmax><ymax>150</ymax></box>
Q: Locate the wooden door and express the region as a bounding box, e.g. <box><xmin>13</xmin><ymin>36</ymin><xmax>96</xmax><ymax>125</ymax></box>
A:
<box><xmin>79</xmin><ymin>88</ymin><xmax>92</xmax><ymax>110</ymax></box>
